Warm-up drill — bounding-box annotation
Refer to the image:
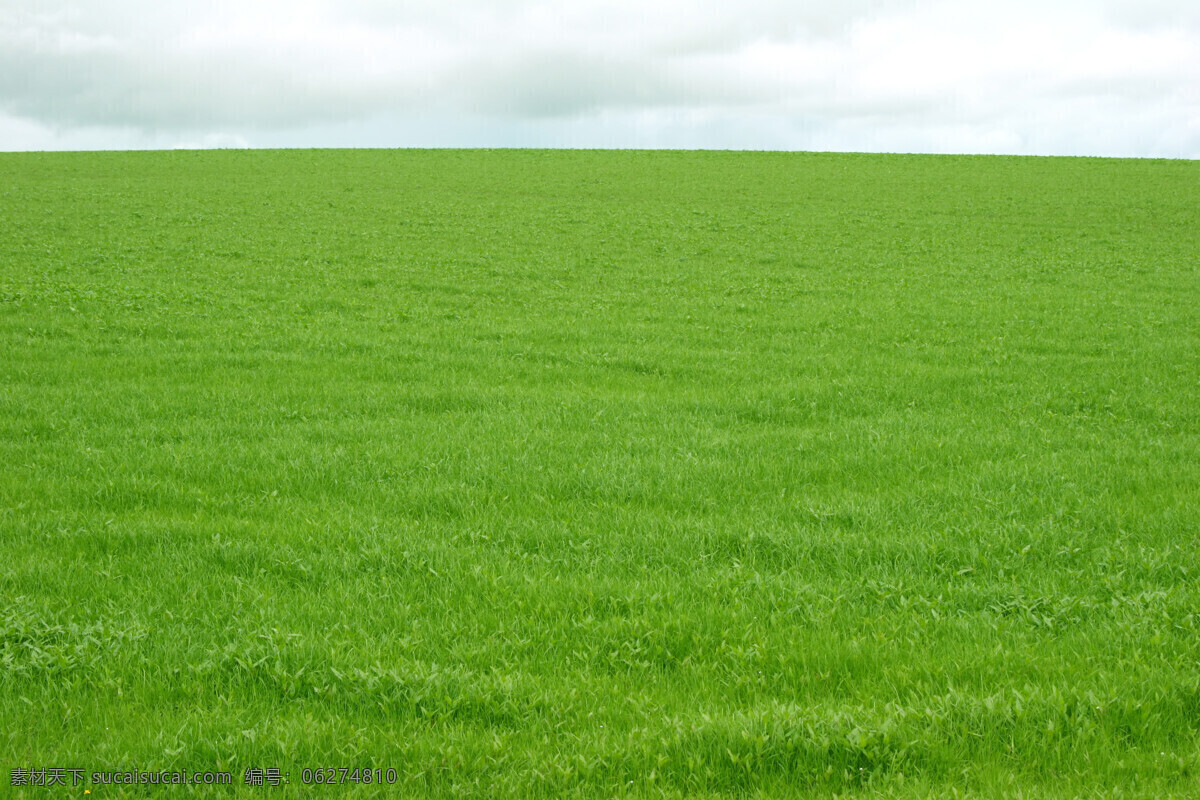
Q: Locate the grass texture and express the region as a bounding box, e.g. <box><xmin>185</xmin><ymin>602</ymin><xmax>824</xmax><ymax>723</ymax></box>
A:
<box><xmin>1</xmin><ymin>149</ymin><xmax>1198</xmax><ymax>798</ymax></box>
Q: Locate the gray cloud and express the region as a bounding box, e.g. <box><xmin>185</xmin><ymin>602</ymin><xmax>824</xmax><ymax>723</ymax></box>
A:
<box><xmin>448</xmin><ymin>51</ymin><xmax>768</xmax><ymax>117</ymax></box>
<box><xmin>0</xmin><ymin>0</ymin><xmax>1197</xmax><ymax>155</ymax></box>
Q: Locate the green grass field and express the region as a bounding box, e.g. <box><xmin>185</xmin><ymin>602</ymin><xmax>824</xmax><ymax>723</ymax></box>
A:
<box><xmin>1</xmin><ymin>149</ymin><xmax>1198</xmax><ymax>798</ymax></box>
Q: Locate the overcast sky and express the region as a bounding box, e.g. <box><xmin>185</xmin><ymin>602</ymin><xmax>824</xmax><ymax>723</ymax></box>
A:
<box><xmin>1</xmin><ymin>0</ymin><xmax>1197</xmax><ymax>156</ymax></box>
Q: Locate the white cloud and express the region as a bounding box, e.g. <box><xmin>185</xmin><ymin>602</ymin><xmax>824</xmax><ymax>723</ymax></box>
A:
<box><xmin>0</xmin><ymin>0</ymin><xmax>1196</xmax><ymax>155</ymax></box>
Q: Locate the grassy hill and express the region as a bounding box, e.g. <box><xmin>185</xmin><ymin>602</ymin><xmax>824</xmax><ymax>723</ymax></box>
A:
<box><xmin>1</xmin><ymin>149</ymin><xmax>1197</xmax><ymax>797</ymax></box>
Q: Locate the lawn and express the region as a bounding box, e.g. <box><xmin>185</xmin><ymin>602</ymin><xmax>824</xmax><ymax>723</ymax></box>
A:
<box><xmin>1</xmin><ymin>149</ymin><xmax>1198</xmax><ymax>797</ymax></box>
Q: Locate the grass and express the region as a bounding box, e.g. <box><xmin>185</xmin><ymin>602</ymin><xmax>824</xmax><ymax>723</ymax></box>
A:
<box><xmin>1</xmin><ymin>148</ymin><xmax>1197</xmax><ymax>798</ymax></box>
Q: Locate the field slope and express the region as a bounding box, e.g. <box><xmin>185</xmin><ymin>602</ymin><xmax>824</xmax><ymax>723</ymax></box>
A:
<box><xmin>1</xmin><ymin>149</ymin><xmax>1198</xmax><ymax>798</ymax></box>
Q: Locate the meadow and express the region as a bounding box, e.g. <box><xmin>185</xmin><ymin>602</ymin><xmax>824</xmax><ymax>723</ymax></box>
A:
<box><xmin>1</xmin><ymin>149</ymin><xmax>1197</xmax><ymax>797</ymax></box>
